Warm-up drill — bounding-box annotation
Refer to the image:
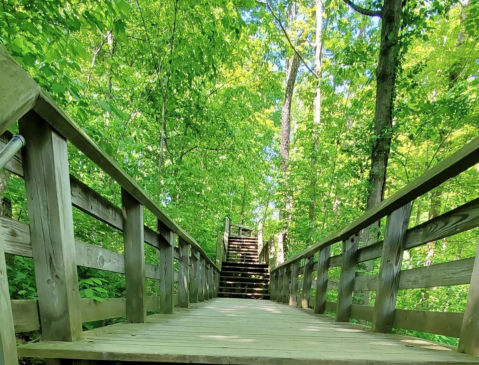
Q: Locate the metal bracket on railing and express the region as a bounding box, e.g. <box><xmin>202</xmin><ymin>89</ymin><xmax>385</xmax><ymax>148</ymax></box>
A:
<box><xmin>0</xmin><ymin>134</ymin><xmax>25</xmax><ymax>170</ymax></box>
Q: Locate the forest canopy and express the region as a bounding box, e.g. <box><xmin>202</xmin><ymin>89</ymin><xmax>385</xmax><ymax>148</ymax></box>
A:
<box><xmin>1</xmin><ymin>0</ymin><xmax>478</xmax><ymax>346</ymax></box>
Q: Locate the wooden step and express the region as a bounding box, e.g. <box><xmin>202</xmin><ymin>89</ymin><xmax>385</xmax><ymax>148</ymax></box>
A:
<box><xmin>219</xmin><ymin>286</ymin><xmax>269</xmax><ymax>292</ymax></box>
<box><xmin>219</xmin><ymin>275</ymin><xmax>270</xmax><ymax>282</ymax></box>
<box><xmin>220</xmin><ymin>280</ymin><xmax>269</xmax><ymax>287</ymax></box>
<box><xmin>218</xmin><ymin>292</ymin><xmax>270</xmax><ymax>299</ymax></box>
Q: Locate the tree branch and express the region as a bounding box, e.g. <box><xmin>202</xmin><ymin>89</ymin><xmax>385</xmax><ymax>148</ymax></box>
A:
<box><xmin>257</xmin><ymin>0</ymin><xmax>320</xmax><ymax>80</ymax></box>
<box><xmin>343</xmin><ymin>0</ymin><xmax>381</xmax><ymax>17</ymax></box>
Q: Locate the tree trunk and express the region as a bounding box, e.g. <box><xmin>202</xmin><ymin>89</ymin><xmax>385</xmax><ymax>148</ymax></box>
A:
<box><xmin>309</xmin><ymin>0</ymin><xmax>324</xmax><ymax>237</ymax></box>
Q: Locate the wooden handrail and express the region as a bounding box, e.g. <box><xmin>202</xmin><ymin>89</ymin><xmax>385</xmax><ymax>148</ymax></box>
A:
<box><xmin>273</xmin><ymin>134</ymin><xmax>479</xmax><ymax>273</ymax></box>
<box><xmin>0</xmin><ymin>46</ymin><xmax>218</xmax><ymax>272</ymax></box>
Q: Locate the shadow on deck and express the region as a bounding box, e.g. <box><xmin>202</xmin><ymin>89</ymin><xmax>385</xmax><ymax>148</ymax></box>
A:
<box><xmin>18</xmin><ymin>298</ymin><xmax>479</xmax><ymax>364</ymax></box>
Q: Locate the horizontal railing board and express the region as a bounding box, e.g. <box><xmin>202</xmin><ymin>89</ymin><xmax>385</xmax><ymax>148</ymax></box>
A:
<box><xmin>304</xmin><ymin>198</ymin><xmax>479</xmax><ymax>272</ymax></box>
<box><xmin>11</xmin><ymin>295</ymin><xmax>179</xmax><ymax>333</ymax></box>
<box><xmin>0</xmin><ymin>133</ymin><xmax>182</xmax><ymax>265</ymax></box>
<box><xmin>393</xmin><ymin>309</ymin><xmax>464</xmax><ymax>338</ymax></box>
<box><xmin>310</xmin><ymin>300</ymin><xmax>463</xmax><ymax>338</ymax></box>
<box><xmin>33</xmin><ymin>91</ymin><xmax>218</xmax><ymax>270</ymax></box>
<box><xmin>1</xmin><ymin>217</ymin><xmax>179</xmax><ymax>281</ymax></box>
<box><xmin>273</xmin><ymin>136</ymin><xmax>479</xmax><ymax>272</ymax></box>
<box><xmin>399</xmin><ymin>258</ymin><xmax>474</xmax><ymax>289</ymax></box>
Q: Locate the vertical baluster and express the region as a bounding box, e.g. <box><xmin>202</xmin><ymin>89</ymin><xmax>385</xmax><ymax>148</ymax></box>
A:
<box><xmin>336</xmin><ymin>233</ymin><xmax>359</xmax><ymax>322</ymax></box>
<box><xmin>205</xmin><ymin>264</ymin><xmax>211</xmax><ymax>300</ymax></box>
<box><xmin>277</xmin><ymin>268</ymin><xmax>284</xmax><ymax>303</ymax></box>
<box><xmin>20</xmin><ymin>113</ymin><xmax>82</xmax><ymax>341</ymax></box>
<box><xmin>372</xmin><ymin>204</ymin><xmax>412</xmax><ymax>332</ymax></box>
<box><xmin>178</xmin><ymin>237</ymin><xmax>190</xmax><ymax>308</ymax></box>
<box><xmin>459</xmin><ymin>238</ymin><xmax>479</xmax><ymax>355</ymax></box>
<box><xmin>122</xmin><ymin>188</ymin><xmax>146</xmax><ymax>322</ymax></box>
<box><xmin>0</xmin><ymin>227</ymin><xmax>18</xmax><ymax>364</ymax></box>
<box><xmin>190</xmin><ymin>248</ymin><xmax>199</xmax><ymax>303</ymax></box>
<box><xmin>301</xmin><ymin>255</ymin><xmax>314</xmax><ymax>309</ymax></box>
<box><xmin>315</xmin><ymin>247</ymin><xmax>330</xmax><ymax>314</ymax></box>
<box><xmin>289</xmin><ymin>261</ymin><xmax>299</xmax><ymax>307</ymax></box>
<box><xmin>282</xmin><ymin>266</ymin><xmax>291</xmax><ymax>304</ymax></box>
<box><xmin>270</xmin><ymin>271</ymin><xmax>277</xmax><ymax>301</ymax></box>
<box><xmin>158</xmin><ymin>221</ymin><xmax>175</xmax><ymax>314</ymax></box>
<box><xmin>198</xmin><ymin>258</ymin><xmax>205</xmax><ymax>301</ymax></box>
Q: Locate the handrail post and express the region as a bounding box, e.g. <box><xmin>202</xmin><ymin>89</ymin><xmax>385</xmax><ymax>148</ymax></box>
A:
<box><xmin>205</xmin><ymin>263</ymin><xmax>211</xmax><ymax>300</ymax></box>
<box><xmin>198</xmin><ymin>257</ymin><xmax>205</xmax><ymax>301</ymax></box>
<box><xmin>282</xmin><ymin>266</ymin><xmax>291</xmax><ymax>304</ymax></box>
<box><xmin>190</xmin><ymin>248</ymin><xmax>199</xmax><ymax>303</ymax></box>
<box><xmin>178</xmin><ymin>236</ymin><xmax>190</xmax><ymax>308</ymax></box>
<box><xmin>301</xmin><ymin>255</ymin><xmax>314</xmax><ymax>309</ymax></box>
<box><xmin>0</xmin><ymin>225</ymin><xmax>18</xmax><ymax>364</ymax></box>
<box><xmin>372</xmin><ymin>203</ymin><xmax>412</xmax><ymax>332</ymax></box>
<box><xmin>277</xmin><ymin>268</ymin><xmax>284</xmax><ymax>303</ymax></box>
<box><xmin>216</xmin><ymin>232</ymin><xmax>223</xmax><ymax>270</ymax></box>
<box><xmin>459</xmin><ymin>237</ymin><xmax>479</xmax><ymax>355</ymax></box>
<box><xmin>270</xmin><ymin>271</ymin><xmax>277</xmax><ymax>301</ymax></box>
<box><xmin>289</xmin><ymin>261</ymin><xmax>299</xmax><ymax>307</ymax></box>
<box><xmin>314</xmin><ymin>247</ymin><xmax>330</xmax><ymax>314</ymax></box>
<box><xmin>19</xmin><ymin>113</ymin><xmax>82</xmax><ymax>341</ymax></box>
<box><xmin>336</xmin><ymin>233</ymin><xmax>359</xmax><ymax>322</ymax></box>
<box><xmin>122</xmin><ymin>188</ymin><xmax>146</xmax><ymax>322</ymax></box>
<box><xmin>224</xmin><ymin>217</ymin><xmax>230</xmax><ymax>261</ymax></box>
<box><xmin>158</xmin><ymin>221</ymin><xmax>175</xmax><ymax>314</ymax></box>
<box><xmin>258</xmin><ymin>221</ymin><xmax>263</xmax><ymax>256</ymax></box>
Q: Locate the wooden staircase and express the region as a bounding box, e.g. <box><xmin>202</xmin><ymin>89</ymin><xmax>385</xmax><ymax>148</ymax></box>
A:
<box><xmin>219</xmin><ymin>236</ymin><xmax>270</xmax><ymax>299</ymax></box>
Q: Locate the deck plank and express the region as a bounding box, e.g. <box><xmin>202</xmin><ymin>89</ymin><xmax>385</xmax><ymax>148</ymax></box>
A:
<box><xmin>18</xmin><ymin>298</ymin><xmax>479</xmax><ymax>364</ymax></box>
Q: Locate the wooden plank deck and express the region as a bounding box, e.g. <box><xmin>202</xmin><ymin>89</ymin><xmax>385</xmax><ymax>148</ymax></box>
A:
<box><xmin>18</xmin><ymin>298</ymin><xmax>479</xmax><ymax>364</ymax></box>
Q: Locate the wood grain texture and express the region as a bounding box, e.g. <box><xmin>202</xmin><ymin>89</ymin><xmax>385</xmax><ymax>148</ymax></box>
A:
<box><xmin>121</xmin><ymin>188</ymin><xmax>146</xmax><ymax>323</ymax></box>
<box><xmin>189</xmin><ymin>249</ymin><xmax>199</xmax><ymax>303</ymax></box>
<box><xmin>0</xmin><ymin>229</ymin><xmax>18</xmax><ymax>364</ymax></box>
<box><xmin>159</xmin><ymin>226</ymin><xmax>175</xmax><ymax>314</ymax></box>
<box><xmin>336</xmin><ymin>233</ymin><xmax>359</xmax><ymax>322</ymax></box>
<box><xmin>373</xmin><ymin>203</ymin><xmax>412</xmax><ymax>333</ymax></box>
<box><xmin>282</xmin><ymin>266</ymin><xmax>291</xmax><ymax>304</ymax></box>
<box><xmin>394</xmin><ymin>309</ymin><xmax>463</xmax><ymax>338</ymax></box>
<box><xmin>459</xmin><ymin>240</ymin><xmax>479</xmax><ymax>355</ymax></box>
<box><xmin>270</xmin><ymin>271</ymin><xmax>277</xmax><ymax>301</ymax></box>
<box><xmin>315</xmin><ymin>246</ymin><xmax>330</xmax><ymax>314</ymax></box>
<box><xmin>273</xmin><ymin>134</ymin><xmax>479</xmax><ymax>273</ymax></box>
<box><xmin>178</xmin><ymin>237</ymin><xmax>190</xmax><ymax>308</ymax></box>
<box><xmin>33</xmin><ymin>90</ymin><xmax>218</xmax><ymax>271</ymax></box>
<box><xmin>20</xmin><ymin>113</ymin><xmax>82</xmax><ymax>342</ymax></box>
<box><xmin>277</xmin><ymin>268</ymin><xmax>284</xmax><ymax>304</ymax></box>
<box><xmin>289</xmin><ymin>261</ymin><xmax>299</xmax><ymax>307</ymax></box>
<box><xmin>301</xmin><ymin>255</ymin><xmax>314</xmax><ymax>309</ymax></box>
<box><xmin>17</xmin><ymin>298</ymin><xmax>479</xmax><ymax>364</ymax></box>
<box><xmin>198</xmin><ymin>258</ymin><xmax>205</xmax><ymax>301</ymax></box>
<box><xmin>0</xmin><ymin>45</ymin><xmax>40</xmax><ymax>133</ymax></box>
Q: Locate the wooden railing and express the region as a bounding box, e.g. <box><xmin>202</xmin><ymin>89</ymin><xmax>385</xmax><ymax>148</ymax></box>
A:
<box><xmin>0</xmin><ymin>46</ymin><xmax>220</xmax><ymax>364</ymax></box>
<box><xmin>269</xmin><ymin>134</ymin><xmax>479</xmax><ymax>355</ymax></box>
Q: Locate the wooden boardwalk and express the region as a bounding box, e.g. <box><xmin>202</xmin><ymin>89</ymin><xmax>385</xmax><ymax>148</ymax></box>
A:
<box><xmin>18</xmin><ymin>298</ymin><xmax>479</xmax><ymax>364</ymax></box>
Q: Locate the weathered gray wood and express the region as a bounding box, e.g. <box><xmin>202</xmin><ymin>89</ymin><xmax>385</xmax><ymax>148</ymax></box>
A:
<box><xmin>19</xmin><ymin>112</ymin><xmax>82</xmax><ymax>341</ymax></box>
<box><xmin>273</xmin><ymin>133</ymin><xmax>479</xmax><ymax>274</ymax></box>
<box><xmin>198</xmin><ymin>257</ymin><xmax>205</xmax><ymax>301</ymax></box>
<box><xmin>282</xmin><ymin>266</ymin><xmax>291</xmax><ymax>304</ymax></box>
<box><xmin>205</xmin><ymin>264</ymin><xmax>211</xmax><ymax>300</ymax></box>
<box><xmin>399</xmin><ymin>257</ymin><xmax>474</xmax><ymax>289</ymax></box>
<box><xmin>394</xmin><ymin>309</ymin><xmax>463</xmax><ymax>338</ymax></box>
<box><xmin>336</xmin><ymin>233</ymin><xmax>359</xmax><ymax>322</ymax></box>
<box><xmin>18</xmin><ymin>298</ymin><xmax>477</xmax><ymax>365</ymax></box>
<box><xmin>158</xmin><ymin>222</ymin><xmax>175</xmax><ymax>314</ymax></box>
<box><xmin>315</xmin><ymin>246</ymin><xmax>330</xmax><ymax>314</ymax></box>
<box><xmin>11</xmin><ymin>300</ymin><xmax>40</xmax><ymax>333</ymax></box>
<box><xmin>178</xmin><ymin>237</ymin><xmax>190</xmax><ymax>308</ymax></box>
<box><xmin>289</xmin><ymin>261</ymin><xmax>299</xmax><ymax>307</ymax></box>
<box><xmin>459</xmin><ymin>239</ymin><xmax>479</xmax><ymax>355</ymax></box>
<box><xmin>372</xmin><ymin>203</ymin><xmax>412</xmax><ymax>333</ymax></box>
<box><xmin>190</xmin><ymin>249</ymin><xmax>199</xmax><ymax>303</ymax></box>
<box><xmin>121</xmin><ymin>188</ymin><xmax>146</xmax><ymax>323</ymax></box>
<box><xmin>301</xmin><ymin>255</ymin><xmax>314</xmax><ymax>309</ymax></box>
<box><xmin>33</xmin><ymin>91</ymin><xmax>218</xmax><ymax>271</ymax></box>
<box><xmin>269</xmin><ymin>271</ymin><xmax>277</xmax><ymax>301</ymax></box>
<box><xmin>0</xmin><ymin>46</ymin><xmax>40</xmax><ymax>134</ymax></box>
<box><xmin>277</xmin><ymin>268</ymin><xmax>284</xmax><ymax>304</ymax></box>
<box><xmin>0</xmin><ymin>226</ymin><xmax>18</xmax><ymax>364</ymax></box>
